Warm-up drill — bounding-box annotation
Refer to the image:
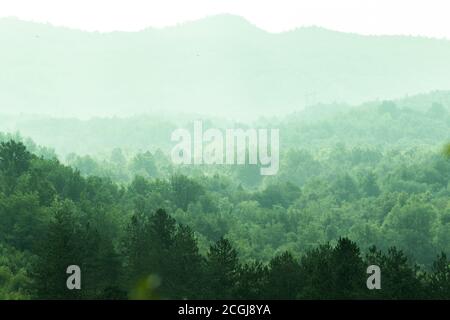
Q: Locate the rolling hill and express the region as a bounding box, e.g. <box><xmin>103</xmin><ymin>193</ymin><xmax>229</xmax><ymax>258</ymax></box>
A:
<box><xmin>1</xmin><ymin>14</ymin><xmax>450</xmax><ymax>118</ymax></box>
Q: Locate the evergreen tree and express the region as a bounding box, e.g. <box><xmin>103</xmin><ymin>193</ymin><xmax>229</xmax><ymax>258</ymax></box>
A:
<box><xmin>170</xmin><ymin>224</ymin><xmax>204</xmax><ymax>299</ymax></box>
<box><xmin>206</xmin><ymin>238</ymin><xmax>239</xmax><ymax>299</ymax></box>
<box><xmin>365</xmin><ymin>246</ymin><xmax>424</xmax><ymax>299</ymax></box>
<box><xmin>330</xmin><ymin>238</ymin><xmax>366</xmax><ymax>299</ymax></box>
<box><xmin>235</xmin><ymin>261</ymin><xmax>268</xmax><ymax>299</ymax></box>
<box><xmin>427</xmin><ymin>253</ymin><xmax>450</xmax><ymax>299</ymax></box>
<box><xmin>266</xmin><ymin>251</ymin><xmax>301</xmax><ymax>299</ymax></box>
<box><xmin>32</xmin><ymin>199</ymin><xmax>83</xmax><ymax>299</ymax></box>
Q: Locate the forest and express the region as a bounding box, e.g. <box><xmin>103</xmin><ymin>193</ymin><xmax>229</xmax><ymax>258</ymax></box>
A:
<box><xmin>0</xmin><ymin>95</ymin><xmax>449</xmax><ymax>300</ymax></box>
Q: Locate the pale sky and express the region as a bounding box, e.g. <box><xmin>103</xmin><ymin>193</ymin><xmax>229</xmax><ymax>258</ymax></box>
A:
<box><xmin>1</xmin><ymin>0</ymin><xmax>450</xmax><ymax>38</ymax></box>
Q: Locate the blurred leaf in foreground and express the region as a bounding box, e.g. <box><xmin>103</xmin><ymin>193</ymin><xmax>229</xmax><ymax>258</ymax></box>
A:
<box><xmin>129</xmin><ymin>274</ymin><xmax>162</xmax><ymax>300</ymax></box>
<box><xmin>444</xmin><ymin>143</ymin><xmax>450</xmax><ymax>158</ymax></box>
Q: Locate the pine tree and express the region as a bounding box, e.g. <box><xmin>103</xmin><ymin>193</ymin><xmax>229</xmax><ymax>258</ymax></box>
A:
<box><xmin>428</xmin><ymin>253</ymin><xmax>450</xmax><ymax>299</ymax></box>
<box><xmin>365</xmin><ymin>246</ymin><xmax>424</xmax><ymax>299</ymax></box>
<box><xmin>330</xmin><ymin>237</ymin><xmax>366</xmax><ymax>299</ymax></box>
<box><xmin>235</xmin><ymin>261</ymin><xmax>268</xmax><ymax>299</ymax></box>
<box><xmin>170</xmin><ymin>224</ymin><xmax>204</xmax><ymax>299</ymax></box>
<box><xmin>32</xmin><ymin>199</ymin><xmax>83</xmax><ymax>299</ymax></box>
<box><xmin>266</xmin><ymin>251</ymin><xmax>301</xmax><ymax>299</ymax></box>
<box><xmin>206</xmin><ymin>237</ymin><xmax>239</xmax><ymax>299</ymax></box>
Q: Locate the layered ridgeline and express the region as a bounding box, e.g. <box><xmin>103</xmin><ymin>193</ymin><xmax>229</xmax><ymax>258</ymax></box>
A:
<box><xmin>1</xmin><ymin>15</ymin><xmax>450</xmax><ymax>118</ymax></box>
<box><xmin>1</xmin><ymin>91</ymin><xmax>449</xmax><ymax>157</ymax></box>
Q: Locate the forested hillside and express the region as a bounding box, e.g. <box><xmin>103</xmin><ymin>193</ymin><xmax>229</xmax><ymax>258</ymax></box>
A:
<box><xmin>0</xmin><ymin>95</ymin><xmax>449</xmax><ymax>299</ymax></box>
<box><xmin>2</xmin><ymin>91</ymin><xmax>450</xmax><ymax>156</ymax></box>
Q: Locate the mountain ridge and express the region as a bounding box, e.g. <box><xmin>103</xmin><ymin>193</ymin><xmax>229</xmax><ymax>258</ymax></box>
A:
<box><xmin>2</xmin><ymin>14</ymin><xmax>450</xmax><ymax>41</ymax></box>
<box><xmin>1</xmin><ymin>15</ymin><xmax>450</xmax><ymax>118</ymax></box>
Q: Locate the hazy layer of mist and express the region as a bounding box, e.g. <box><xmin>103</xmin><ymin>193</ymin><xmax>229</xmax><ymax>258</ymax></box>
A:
<box><xmin>1</xmin><ymin>15</ymin><xmax>450</xmax><ymax>119</ymax></box>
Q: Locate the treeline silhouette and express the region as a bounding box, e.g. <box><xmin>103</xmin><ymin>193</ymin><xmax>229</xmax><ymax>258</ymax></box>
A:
<box><xmin>33</xmin><ymin>207</ymin><xmax>450</xmax><ymax>300</ymax></box>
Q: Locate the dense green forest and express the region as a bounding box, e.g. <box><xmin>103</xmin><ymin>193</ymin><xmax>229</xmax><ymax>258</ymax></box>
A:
<box><xmin>0</xmin><ymin>96</ymin><xmax>449</xmax><ymax>299</ymax></box>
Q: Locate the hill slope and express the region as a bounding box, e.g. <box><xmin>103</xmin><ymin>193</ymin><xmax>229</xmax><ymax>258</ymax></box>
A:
<box><xmin>1</xmin><ymin>15</ymin><xmax>450</xmax><ymax>117</ymax></box>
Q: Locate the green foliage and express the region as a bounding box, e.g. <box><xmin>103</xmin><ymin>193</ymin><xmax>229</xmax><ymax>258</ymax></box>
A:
<box><xmin>444</xmin><ymin>143</ymin><xmax>450</xmax><ymax>158</ymax></box>
<box><xmin>124</xmin><ymin>208</ymin><xmax>203</xmax><ymax>299</ymax></box>
<box><xmin>427</xmin><ymin>253</ymin><xmax>450</xmax><ymax>298</ymax></box>
<box><xmin>0</xmin><ymin>102</ymin><xmax>448</xmax><ymax>300</ymax></box>
<box><xmin>205</xmin><ymin>238</ymin><xmax>240</xmax><ymax>299</ymax></box>
<box><xmin>0</xmin><ymin>244</ymin><xmax>32</xmax><ymax>299</ymax></box>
